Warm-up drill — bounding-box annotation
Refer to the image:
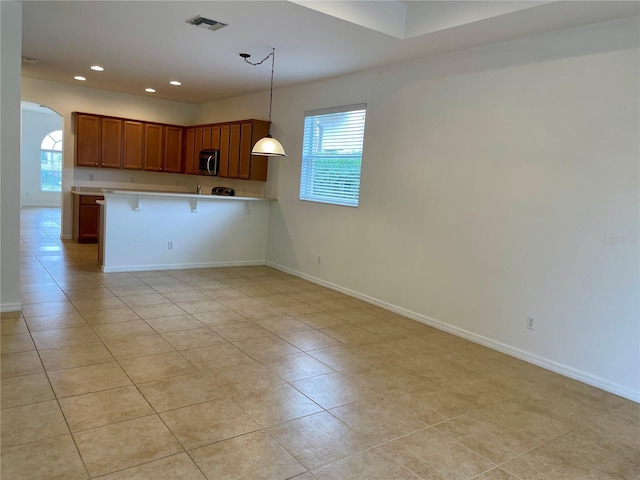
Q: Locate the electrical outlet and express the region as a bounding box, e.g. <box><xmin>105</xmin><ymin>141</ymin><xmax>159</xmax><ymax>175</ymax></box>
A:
<box><xmin>526</xmin><ymin>316</ymin><xmax>535</xmax><ymax>331</ymax></box>
<box><xmin>89</xmin><ymin>174</ymin><xmax>94</xmax><ymax>181</ymax></box>
<box><xmin>167</xmin><ymin>241</ymin><xmax>173</xmax><ymax>250</ymax></box>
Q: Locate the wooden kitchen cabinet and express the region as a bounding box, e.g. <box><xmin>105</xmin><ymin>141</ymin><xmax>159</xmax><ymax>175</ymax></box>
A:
<box><xmin>123</xmin><ymin>120</ymin><xmax>144</xmax><ymax>169</ymax></box>
<box><xmin>73</xmin><ymin>194</ymin><xmax>104</xmax><ymax>243</ymax></box>
<box><xmin>183</xmin><ymin>127</ymin><xmax>197</xmax><ymax>174</ymax></box>
<box><xmin>74</xmin><ymin>113</ymin><xmax>101</xmax><ymax>167</ymax></box>
<box><xmin>100</xmin><ymin>117</ymin><xmax>123</xmax><ymax>168</ymax></box>
<box><xmin>164</xmin><ymin>126</ymin><xmax>183</xmax><ymax>173</ymax></box>
<box><xmin>218</xmin><ymin>120</ymin><xmax>269</xmax><ymax>181</ymax></box>
<box><xmin>143</xmin><ymin>123</ymin><xmax>164</xmax><ymax>171</ymax></box>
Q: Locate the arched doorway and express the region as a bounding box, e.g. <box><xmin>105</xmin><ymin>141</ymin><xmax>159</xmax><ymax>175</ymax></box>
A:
<box><xmin>21</xmin><ymin>102</ymin><xmax>63</xmax><ymax>207</ymax></box>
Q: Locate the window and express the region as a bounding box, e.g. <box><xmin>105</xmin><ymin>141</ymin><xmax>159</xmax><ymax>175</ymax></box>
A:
<box><xmin>41</xmin><ymin>130</ymin><xmax>63</xmax><ymax>192</ymax></box>
<box><xmin>300</xmin><ymin>104</ymin><xmax>367</xmax><ymax>207</ymax></box>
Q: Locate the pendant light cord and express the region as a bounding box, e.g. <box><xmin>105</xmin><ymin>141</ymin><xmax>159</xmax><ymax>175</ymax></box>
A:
<box><xmin>242</xmin><ymin>48</ymin><xmax>276</xmax><ymax>124</ymax></box>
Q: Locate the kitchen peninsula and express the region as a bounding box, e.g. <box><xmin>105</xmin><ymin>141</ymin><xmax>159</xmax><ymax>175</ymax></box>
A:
<box><xmin>97</xmin><ymin>189</ymin><xmax>274</xmax><ymax>273</ymax></box>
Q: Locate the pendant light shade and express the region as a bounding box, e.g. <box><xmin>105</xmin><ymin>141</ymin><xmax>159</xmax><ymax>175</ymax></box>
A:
<box><xmin>240</xmin><ymin>48</ymin><xmax>286</xmax><ymax>157</ymax></box>
<box><xmin>252</xmin><ymin>135</ymin><xmax>286</xmax><ymax>157</ymax></box>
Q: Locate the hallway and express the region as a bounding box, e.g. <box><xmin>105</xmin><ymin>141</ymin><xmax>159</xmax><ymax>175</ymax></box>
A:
<box><xmin>1</xmin><ymin>208</ymin><xmax>638</xmax><ymax>479</ymax></box>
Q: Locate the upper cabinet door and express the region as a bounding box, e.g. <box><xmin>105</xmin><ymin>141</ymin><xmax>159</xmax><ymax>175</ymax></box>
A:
<box><xmin>75</xmin><ymin>113</ymin><xmax>101</xmax><ymax>167</ymax></box>
<box><xmin>183</xmin><ymin>127</ymin><xmax>197</xmax><ymax>175</ymax></box>
<box><xmin>164</xmin><ymin>126</ymin><xmax>183</xmax><ymax>173</ymax></box>
<box><xmin>100</xmin><ymin>117</ymin><xmax>123</xmax><ymax>168</ymax></box>
<box><xmin>228</xmin><ymin>124</ymin><xmax>241</xmax><ymax>178</ymax></box>
<box><xmin>123</xmin><ymin>120</ymin><xmax>144</xmax><ymax>170</ymax></box>
<box><xmin>143</xmin><ymin>123</ymin><xmax>164</xmax><ymax>171</ymax></box>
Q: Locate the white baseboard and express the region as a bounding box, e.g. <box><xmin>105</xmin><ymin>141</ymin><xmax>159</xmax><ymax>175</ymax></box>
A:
<box><xmin>102</xmin><ymin>260</ymin><xmax>267</xmax><ymax>273</ymax></box>
<box><xmin>1</xmin><ymin>302</ymin><xmax>22</xmax><ymax>313</ymax></box>
<box><xmin>267</xmin><ymin>261</ymin><xmax>640</xmax><ymax>403</ymax></box>
<box><xmin>60</xmin><ymin>234</ymin><xmax>72</xmax><ymax>240</ymax></box>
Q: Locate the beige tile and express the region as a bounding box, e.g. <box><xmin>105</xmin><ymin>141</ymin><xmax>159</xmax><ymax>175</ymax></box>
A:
<box><xmin>92</xmin><ymin>319</ymin><xmax>156</xmax><ymax>340</ymax></box>
<box><xmin>73</xmin><ymin>415</ymin><xmax>183</xmax><ymax>477</ymax></box>
<box><xmin>591</xmin><ymin>402</ymin><xmax>640</xmax><ymax>450</ymax></box>
<box><xmin>119</xmin><ymin>351</ymin><xmax>196</xmax><ymax>383</ymax></box>
<box><xmin>296</xmin><ymin>313</ymin><xmax>348</xmax><ymax>331</ymax></box>
<box><xmin>23</xmin><ymin>311</ymin><xmax>88</xmax><ymax>332</ymax></box>
<box><xmin>81</xmin><ymin>306</ymin><xmax>141</xmax><ymax>325</ymax></box>
<box><xmin>137</xmin><ymin>372</ymin><xmax>225</xmax><ymax>412</ymax></box>
<box><xmin>132</xmin><ymin>303</ymin><xmax>188</xmax><ymax>319</ymax></box>
<box><xmin>1</xmin><ymin>373</ymin><xmax>55</xmax><ymax>409</ymax></box>
<box><xmin>180</xmin><ymin>343</ymin><xmax>255</xmax><ymax>371</ymax></box>
<box><xmin>263</xmin><ymin>352</ymin><xmax>335</xmax><ymax>382</ymax></box>
<box><xmin>333</xmin><ymin>309</ymin><xmax>380</xmax><ymax>324</ymax></box>
<box><xmin>119</xmin><ymin>293</ymin><xmax>172</xmax><ymax>307</ymax></box>
<box><xmin>330</xmin><ymin>395</ymin><xmax>429</xmax><ymax>443</ymax></box>
<box><xmin>21</xmin><ymin>300</ymin><xmax>77</xmax><ymax>317</ymax></box>
<box><xmin>209</xmin><ymin>361</ymin><xmax>286</xmax><ymax>396</ymax></box>
<box><xmin>1</xmin><ymin>332</ymin><xmax>35</xmax><ymax>353</ymax></box>
<box><xmin>31</xmin><ymin>325</ymin><xmax>100</xmax><ymax>349</ymax></box>
<box><xmin>0</xmin><ymin>316</ymin><xmax>29</xmax><ymax>335</ymax></box>
<box><xmin>275</xmin><ymin>302</ymin><xmax>323</xmax><ymax>316</ymax></box>
<box><xmin>291</xmin><ymin>372</ymin><xmax>370</xmax><ymax>409</ymax></box>
<box><xmin>144</xmin><ymin>314</ymin><xmax>205</xmax><ymax>333</ymax></box>
<box><xmin>547</xmin><ymin>426</ymin><xmax>640</xmax><ymax>480</ymax></box>
<box><xmin>161</xmin><ymin>290</ymin><xmax>212</xmax><ymax>303</ymax></box>
<box><xmin>313</xmin><ymin>449</ymin><xmax>420</xmax><ymax>480</ymax></box>
<box><xmin>107</xmin><ymin>284</ymin><xmax>158</xmax><ymax>297</ymax></box>
<box><xmin>71</xmin><ymin>296</ymin><xmax>127</xmax><ymax>313</ymax></box>
<box><xmin>104</xmin><ymin>333</ymin><xmax>174</xmax><ymax>360</ymax></box>
<box><xmin>476</xmin><ymin>398</ymin><xmax>578</xmax><ymax>443</ymax></box>
<box><xmin>190</xmin><ymin>431</ymin><xmax>306</xmax><ymax>480</ymax></box>
<box><xmin>1</xmin><ymin>400</ymin><xmax>69</xmax><ymax>447</ymax></box>
<box><xmin>320</xmin><ymin>324</ymin><xmax>380</xmax><ymax>345</ymax></box>
<box><xmin>378</xmin><ymin>427</ymin><xmax>495</xmax><ymax>480</ymax></box>
<box><xmin>278</xmin><ymin>330</ymin><xmax>342</xmax><ymax>351</ymax></box>
<box><xmin>267</xmin><ymin>411</ymin><xmax>372</xmax><ymax>471</ymax></box>
<box><xmin>59</xmin><ymin>385</ymin><xmax>155</xmax><ymax>432</ymax></box>
<box><xmin>160</xmin><ymin>397</ymin><xmax>260</xmax><ymax>450</ymax></box>
<box><xmin>256</xmin><ymin>316</ymin><xmax>313</xmax><ymax>334</ymax></box>
<box><xmin>1</xmin><ymin>350</ymin><xmax>44</xmax><ymax>378</ymax></box>
<box><xmin>211</xmin><ymin>322</ymin><xmax>273</xmax><ymax>341</ymax></box>
<box><xmin>233</xmin><ymin>335</ymin><xmax>301</xmax><ymax>360</ymax></box>
<box><xmin>434</xmin><ymin>411</ymin><xmax>541</xmax><ymax>463</ymax></box>
<box><xmin>48</xmin><ymin>362</ymin><xmax>132</xmax><ymax>398</ymax></box>
<box><xmin>233</xmin><ymin>383</ymin><xmax>323</xmax><ymax>428</ymax></box>
<box><xmin>0</xmin><ymin>434</ymin><xmax>88</xmax><ymax>480</ymax></box>
<box><xmin>161</xmin><ymin>327</ymin><xmax>225</xmax><ymax>350</ymax></box>
<box><xmin>174</xmin><ymin>300</ymin><xmax>225</xmax><ymax>315</ymax></box>
<box><xmin>97</xmin><ymin>453</ymin><xmax>206</xmax><ymax>480</ymax></box>
<box><xmin>502</xmin><ymin>444</ymin><xmax>617</xmax><ymax>480</ymax></box>
<box><xmin>193</xmin><ymin>307</ymin><xmax>247</xmax><ymax>326</ymax></box>
<box><xmin>63</xmin><ymin>286</ymin><xmax>115</xmax><ymax>300</ymax></box>
<box><xmin>474</xmin><ymin>468</ymin><xmax>521</xmax><ymax>479</ymax></box>
<box><xmin>39</xmin><ymin>342</ymin><xmax>115</xmax><ymax>371</ymax></box>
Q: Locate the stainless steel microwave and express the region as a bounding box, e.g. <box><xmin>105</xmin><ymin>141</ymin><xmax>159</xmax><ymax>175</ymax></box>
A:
<box><xmin>198</xmin><ymin>150</ymin><xmax>220</xmax><ymax>176</ymax></box>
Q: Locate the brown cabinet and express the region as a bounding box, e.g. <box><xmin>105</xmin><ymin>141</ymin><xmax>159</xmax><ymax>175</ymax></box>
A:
<box><xmin>123</xmin><ymin>120</ymin><xmax>144</xmax><ymax>170</ymax></box>
<box><xmin>100</xmin><ymin>118</ymin><xmax>123</xmax><ymax>168</ymax></box>
<box><xmin>74</xmin><ymin>114</ymin><xmax>101</xmax><ymax>167</ymax></box>
<box><xmin>74</xmin><ymin>112</ymin><xmax>271</xmax><ymax>181</ymax></box>
<box><xmin>143</xmin><ymin>123</ymin><xmax>164</xmax><ymax>171</ymax></box>
<box><xmin>164</xmin><ymin>126</ymin><xmax>183</xmax><ymax>173</ymax></box>
<box><xmin>73</xmin><ymin>194</ymin><xmax>104</xmax><ymax>244</ymax></box>
<box><xmin>219</xmin><ymin>120</ymin><xmax>270</xmax><ymax>181</ymax></box>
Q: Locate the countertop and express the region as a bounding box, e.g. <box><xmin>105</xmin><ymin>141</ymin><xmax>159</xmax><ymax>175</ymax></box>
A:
<box><xmin>71</xmin><ymin>187</ymin><xmax>275</xmax><ymax>201</ymax></box>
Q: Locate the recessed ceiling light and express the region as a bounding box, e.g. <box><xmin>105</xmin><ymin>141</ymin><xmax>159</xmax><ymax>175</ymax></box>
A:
<box><xmin>169</xmin><ymin>80</ymin><xmax>181</xmax><ymax>86</ymax></box>
<box><xmin>90</xmin><ymin>65</ymin><xmax>104</xmax><ymax>71</ymax></box>
<box><xmin>74</xmin><ymin>76</ymin><xmax>86</xmax><ymax>81</ymax></box>
<box><xmin>145</xmin><ymin>88</ymin><xmax>156</xmax><ymax>93</ymax></box>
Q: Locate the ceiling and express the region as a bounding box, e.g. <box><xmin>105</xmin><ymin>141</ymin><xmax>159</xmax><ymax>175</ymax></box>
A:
<box><xmin>21</xmin><ymin>1</ymin><xmax>639</xmax><ymax>105</ymax></box>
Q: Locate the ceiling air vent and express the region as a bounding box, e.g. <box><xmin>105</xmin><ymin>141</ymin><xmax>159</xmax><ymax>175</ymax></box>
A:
<box><xmin>22</xmin><ymin>56</ymin><xmax>39</xmax><ymax>64</ymax></box>
<box><xmin>186</xmin><ymin>15</ymin><xmax>228</xmax><ymax>32</ymax></box>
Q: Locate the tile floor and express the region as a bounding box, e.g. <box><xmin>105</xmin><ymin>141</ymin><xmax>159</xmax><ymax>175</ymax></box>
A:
<box><xmin>1</xmin><ymin>207</ymin><xmax>638</xmax><ymax>479</ymax></box>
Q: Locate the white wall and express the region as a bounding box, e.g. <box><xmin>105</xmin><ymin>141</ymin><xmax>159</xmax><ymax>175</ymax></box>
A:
<box><xmin>1</xmin><ymin>1</ymin><xmax>22</xmax><ymax>312</ymax></box>
<box><xmin>101</xmin><ymin>193</ymin><xmax>271</xmax><ymax>272</ymax></box>
<box><xmin>206</xmin><ymin>18</ymin><xmax>640</xmax><ymax>400</ymax></box>
<box><xmin>21</xmin><ymin>108</ymin><xmax>63</xmax><ymax>207</ymax></box>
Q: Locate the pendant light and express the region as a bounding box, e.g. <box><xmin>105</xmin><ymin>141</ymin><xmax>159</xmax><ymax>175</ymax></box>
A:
<box><xmin>240</xmin><ymin>48</ymin><xmax>286</xmax><ymax>157</ymax></box>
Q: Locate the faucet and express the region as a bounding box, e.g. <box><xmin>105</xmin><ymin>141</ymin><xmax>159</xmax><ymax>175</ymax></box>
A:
<box><xmin>196</xmin><ymin>185</ymin><xmax>202</xmax><ymax>195</ymax></box>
